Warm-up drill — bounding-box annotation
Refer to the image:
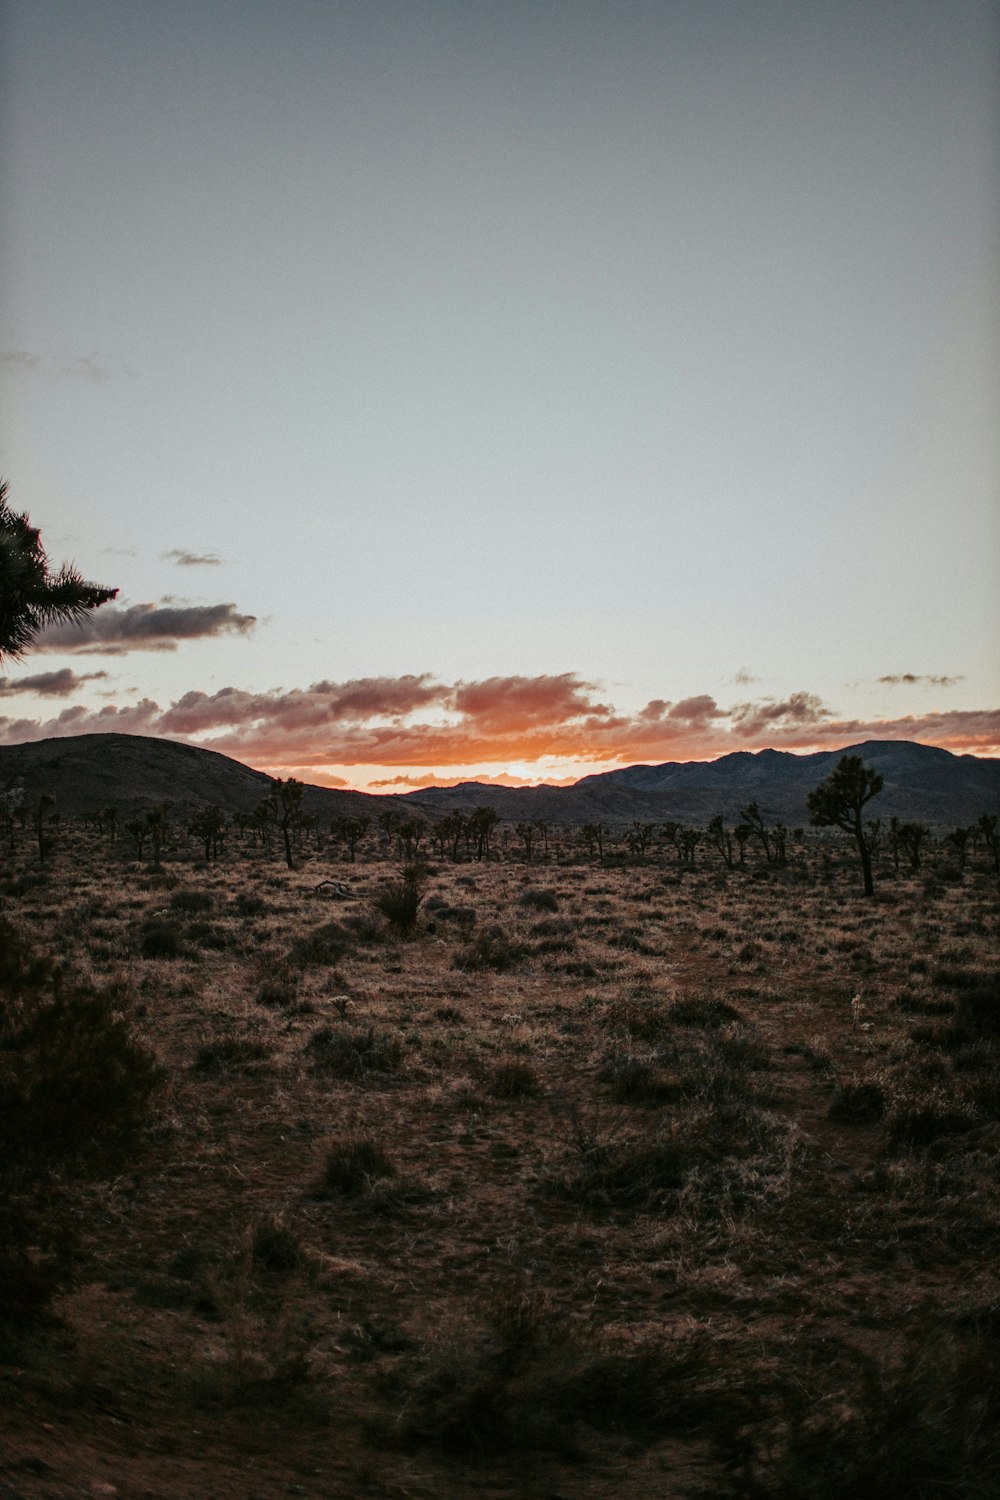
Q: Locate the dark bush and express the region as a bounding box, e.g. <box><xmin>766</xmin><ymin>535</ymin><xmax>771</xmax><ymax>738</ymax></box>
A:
<box><xmin>372</xmin><ymin>865</ymin><xmax>428</xmax><ymax>937</ymax></box>
<box><xmin>193</xmin><ymin>1036</ymin><xmax>270</xmax><ymax>1073</ymax></box>
<box><xmin>288</xmin><ymin>920</ymin><xmax>354</xmax><ymax>967</ymax></box>
<box><xmin>317</xmin><ymin>1138</ymin><xmax>395</xmax><ymax>1196</ymax></box>
<box><xmin>454</xmin><ymin>926</ymin><xmax>527</xmax><ymax>973</ymax></box>
<box><xmin>828</xmin><ymin>1077</ymin><xmax>886</xmax><ymax>1123</ymax></box>
<box><xmin>490</xmin><ymin>1059</ymin><xmax>541</xmax><ymax>1098</ymax></box>
<box><xmin>305</xmin><ymin>1024</ymin><xmax>404</xmax><ymax>1079</ymax></box>
<box><xmin>138</xmin><ymin>918</ymin><xmax>184</xmax><ymax>959</ymax></box>
<box><xmin>169</xmin><ymin>888</ymin><xmax>215</xmax><ymax>914</ymax></box>
<box><xmin>1</xmin><ymin>920</ymin><xmax>163</xmax><ymax>1340</ymax></box>
<box><xmin>670</xmin><ymin>996</ymin><xmax>743</xmax><ymax>1028</ymax></box>
<box><xmin>251</xmin><ymin>1214</ymin><xmax>304</xmax><ymax>1275</ymax></box>
<box><xmin>186</xmin><ymin>920</ymin><xmax>230</xmax><ymax>950</ymax></box>
<box><xmin>519</xmin><ymin>887</ymin><xmax>560</xmax><ymax>913</ymax></box>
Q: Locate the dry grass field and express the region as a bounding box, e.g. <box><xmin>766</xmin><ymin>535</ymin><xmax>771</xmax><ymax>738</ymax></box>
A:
<box><xmin>2</xmin><ymin>823</ymin><xmax>999</xmax><ymax>1498</ymax></box>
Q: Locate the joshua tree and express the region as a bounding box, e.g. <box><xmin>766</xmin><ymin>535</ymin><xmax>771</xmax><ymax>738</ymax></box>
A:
<box><xmin>270</xmin><ymin>778</ymin><xmax>303</xmax><ymax>870</ymax></box>
<box><xmin>468</xmin><ymin>806</ymin><xmax>500</xmax><ymax>860</ymax></box>
<box><xmin>515</xmin><ymin>821</ymin><xmax>538</xmax><ymax>863</ymax></box>
<box><xmin>580</xmin><ymin>822</ymin><xmax>604</xmax><ymax>861</ymax></box>
<box><xmin>437</xmin><ymin>811</ymin><xmax>468</xmax><ymax>862</ymax></box>
<box><xmin>897</xmin><ymin>821</ymin><xmax>929</xmax><ymax>871</ymax></box>
<box><xmin>627</xmin><ymin>821</ymin><xmax>656</xmax><ymax>857</ymax></box>
<box><xmin>331</xmin><ymin>814</ymin><xmax>369</xmax><ymax>862</ymax></box>
<box><xmin>0</xmin><ymin>480</ymin><xmax>117</xmax><ymax>661</ymax></box>
<box><xmin>978</xmin><ymin>813</ymin><xmax>998</xmax><ymax>874</ymax></box>
<box><xmin>945</xmin><ymin>825</ymin><xmax>970</xmax><ymax>871</ymax></box>
<box><xmin>706</xmin><ymin>815</ymin><xmax>735</xmax><ymax>869</ymax></box>
<box><xmin>33</xmin><ymin>793</ymin><xmax>55</xmax><ymax>866</ymax></box>
<box><xmin>677</xmin><ymin>826</ymin><xmax>701</xmax><ymax>866</ymax></box>
<box><xmin>377</xmin><ymin>810</ymin><xmax>401</xmax><ymax>856</ymax></box>
<box><xmin>807</xmin><ymin>755</ymin><xmax>884</xmax><ymax>898</ymax></box>
<box><xmin>397</xmin><ymin>816</ymin><xmax>426</xmax><ymax>862</ymax></box>
<box><xmin>191</xmin><ymin>806</ymin><xmax>226</xmax><ymax>860</ymax></box>
<box><xmin>738</xmin><ymin>802</ymin><xmax>776</xmax><ymax>864</ymax></box>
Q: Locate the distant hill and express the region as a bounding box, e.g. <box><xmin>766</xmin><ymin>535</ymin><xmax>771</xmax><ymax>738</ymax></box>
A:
<box><xmin>0</xmin><ymin>733</ymin><xmax>996</xmax><ymax>827</ymax></box>
<box><xmin>402</xmin><ymin>740</ymin><xmax>1000</xmax><ymax>826</ymax></box>
<box><xmin>0</xmin><ymin>733</ymin><xmax>399</xmax><ymax>821</ymax></box>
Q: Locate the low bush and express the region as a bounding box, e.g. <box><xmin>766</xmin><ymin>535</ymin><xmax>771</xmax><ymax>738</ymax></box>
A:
<box><xmin>454</xmin><ymin>925</ymin><xmax>527</xmax><ymax>973</ymax></box>
<box><xmin>305</xmin><ymin>1024</ymin><xmax>404</xmax><ymax>1079</ymax></box>
<box><xmin>288</xmin><ymin>920</ymin><xmax>354</xmax><ymax>967</ymax></box>
<box><xmin>169</xmin><ymin>888</ymin><xmax>215</xmax><ymax>914</ymax></box>
<box><xmin>316</xmin><ymin>1138</ymin><xmax>395</xmax><ymax>1196</ymax></box>
<box><xmin>490</xmin><ymin>1059</ymin><xmax>541</xmax><ymax>1098</ymax></box>
<box><xmin>193</xmin><ymin>1036</ymin><xmax>270</xmax><ymax>1073</ymax></box>
<box><xmin>519</xmin><ymin>887</ymin><xmax>560</xmax><ymax>913</ymax></box>
<box><xmin>372</xmin><ymin>865</ymin><xmax>428</xmax><ymax>938</ymax></box>
<box><xmin>138</xmin><ymin>918</ymin><xmax>184</xmax><ymax>959</ymax></box>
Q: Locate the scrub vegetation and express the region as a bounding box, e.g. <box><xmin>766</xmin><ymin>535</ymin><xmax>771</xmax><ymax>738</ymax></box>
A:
<box><xmin>1</xmin><ymin>810</ymin><xmax>998</xmax><ymax>1499</ymax></box>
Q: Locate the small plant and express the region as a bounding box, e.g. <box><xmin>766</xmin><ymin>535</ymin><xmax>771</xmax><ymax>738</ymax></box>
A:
<box><xmin>250</xmin><ymin>1213</ymin><xmax>304</xmax><ymax>1275</ymax></box>
<box><xmin>519</xmin><ymin>887</ymin><xmax>560</xmax><ymax>912</ymax></box>
<box><xmin>316</xmin><ymin>1138</ymin><xmax>396</xmax><ymax>1196</ymax></box>
<box><xmin>193</xmin><ymin>1036</ymin><xmax>270</xmax><ymax>1073</ymax></box>
<box><xmin>305</xmin><ymin>1024</ymin><xmax>404</xmax><ymax>1079</ymax></box>
<box><xmin>490</xmin><ymin>1058</ymin><xmax>541</xmax><ymax>1098</ymax></box>
<box><xmin>138</xmin><ymin>917</ymin><xmax>184</xmax><ymax>959</ymax></box>
<box><xmin>372</xmin><ymin>864</ymin><xmax>428</xmax><ymax>938</ymax></box>
<box><xmin>169</xmin><ymin>888</ymin><xmax>215</xmax><ymax>914</ymax></box>
<box><xmin>288</xmin><ymin>919</ymin><xmax>354</xmax><ymax>967</ymax></box>
<box><xmin>454</xmin><ymin>925</ymin><xmax>527</xmax><ymax>973</ymax></box>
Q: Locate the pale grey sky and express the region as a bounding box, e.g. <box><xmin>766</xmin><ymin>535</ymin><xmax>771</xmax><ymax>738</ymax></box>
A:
<box><xmin>1</xmin><ymin>1</ymin><xmax>997</xmax><ymax>785</ymax></box>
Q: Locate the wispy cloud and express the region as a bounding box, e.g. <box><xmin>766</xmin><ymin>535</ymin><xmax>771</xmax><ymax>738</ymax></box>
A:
<box><xmin>1</xmin><ymin>672</ymin><xmax>997</xmax><ymax>773</ymax></box>
<box><xmin>0</xmin><ymin>668</ymin><xmax>108</xmax><ymax>698</ymax></box>
<box><xmin>0</xmin><ymin>348</ymin><xmax>112</xmax><ymax>381</ymax></box>
<box><xmin>32</xmin><ymin>600</ymin><xmax>256</xmax><ymax>654</ymax></box>
<box><xmin>163</xmin><ymin>549</ymin><xmax>223</xmax><ymax>567</ymax></box>
<box><xmin>878</xmin><ymin>673</ymin><xmax>965</xmax><ymax>688</ymax></box>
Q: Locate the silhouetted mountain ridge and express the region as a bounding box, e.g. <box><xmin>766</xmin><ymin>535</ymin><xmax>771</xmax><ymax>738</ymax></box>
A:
<box><xmin>0</xmin><ymin>734</ymin><xmax>995</xmax><ymax>827</ymax></box>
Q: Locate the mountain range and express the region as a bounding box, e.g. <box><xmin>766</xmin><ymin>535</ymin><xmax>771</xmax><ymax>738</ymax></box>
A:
<box><xmin>0</xmin><ymin>734</ymin><xmax>997</xmax><ymax>827</ymax></box>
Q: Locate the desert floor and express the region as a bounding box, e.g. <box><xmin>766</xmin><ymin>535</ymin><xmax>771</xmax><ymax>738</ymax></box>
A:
<box><xmin>2</xmin><ymin>827</ymin><xmax>998</xmax><ymax>1498</ymax></box>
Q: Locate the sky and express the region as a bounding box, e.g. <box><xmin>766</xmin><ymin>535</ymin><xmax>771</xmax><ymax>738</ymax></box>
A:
<box><xmin>1</xmin><ymin>0</ymin><xmax>997</xmax><ymax>790</ymax></box>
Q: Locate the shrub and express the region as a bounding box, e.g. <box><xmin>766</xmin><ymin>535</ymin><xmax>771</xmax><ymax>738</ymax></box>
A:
<box><xmin>599</xmin><ymin>1052</ymin><xmax>683</xmax><ymax>1106</ymax></box>
<box><xmin>305</xmin><ymin>1024</ymin><xmax>404</xmax><ymax>1079</ymax></box>
<box><xmin>169</xmin><ymin>888</ymin><xmax>215</xmax><ymax>914</ymax></box>
<box><xmin>1</xmin><ymin>920</ymin><xmax>163</xmax><ymax>1340</ymax></box>
<box><xmin>669</xmin><ymin>996</ymin><xmax>744</xmax><ymax>1029</ymax></box>
<box><xmin>317</xmin><ymin>1138</ymin><xmax>395</xmax><ymax>1196</ymax></box>
<box><xmin>251</xmin><ymin>1214</ymin><xmax>304</xmax><ymax>1275</ymax></box>
<box><xmin>751</xmin><ymin>1330</ymin><xmax>1000</xmax><ymax>1500</ymax></box>
<box><xmin>288</xmin><ymin>920</ymin><xmax>354</xmax><ymax>967</ymax></box>
<box><xmin>193</xmin><ymin>1037</ymin><xmax>270</xmax><ymax>1073</ymax></box>
<box><xmin>372</xmin><ymin>865</ymin><xmax>428</xmax><ymax>938</ymax></box>
<box><xmin>490</xmin><ymin>1059</ymin><xmax>541</xmax><ymax>1098</ymax></box>
<box><xmin>454</xmin><ymin>925</ymin><xmax>526</xmax><ymax>973</ymax></box>
<box><xmin>828</xmin><ymin>1076</ymin><xmax>886</xmax><ymax>1123</ymax></box>
<box><xmin>519</xmin><ymin>887</ymin><xmax>560</xmax><ymax>913</ymax></box>
<box><xmin>138</xmin><ymin>918</ymin><xmax>184</xmax><ymax>959</ymax></box>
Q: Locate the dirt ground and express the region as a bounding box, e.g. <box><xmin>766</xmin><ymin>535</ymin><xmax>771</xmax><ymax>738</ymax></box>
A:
<box><xmin>2</xmin><ymin>825</ymin><xmax>998</xmax><ymax>1497</ymax></box>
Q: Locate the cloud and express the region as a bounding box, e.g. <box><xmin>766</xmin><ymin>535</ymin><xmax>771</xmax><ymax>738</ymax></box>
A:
<box><xmin>1</xmin><ymin>673</ymin><xmax>997</xmax><ymax>773</ymax></box>
<box><xmin>32</xmin><ymin>600</ymin><xmax>256</xmax><ymax>654</ymax></box>
<box><xmin>163</xmin><ymin>549</ymin><xmax>223</xmax><ymax>567</ymax></box>
<box><xmin>731</xmin><ymin>667</ymin><xmax>758</xmax><ymax>686</ymax></box>
<box><xmin>878</xmin><ymin>673</ymin><xmax>965</xmax><ymax>688</ymax></box>
<box><xmin>0</xmin><ymin>669</ymin><xmax>108</xmax><ymax>698</ymax></box>
<box><xmin>0</xmin><ymin>348</ymin><xmax>112</xmax><ymax>381</ymax></box>
<box><xmin>729</xmin><ymin>692</ymin><xmax>832</xmax><ymax>738</ymax></box>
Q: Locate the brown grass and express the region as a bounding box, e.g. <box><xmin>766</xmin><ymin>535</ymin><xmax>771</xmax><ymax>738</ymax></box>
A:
<box><xmin>1</xmin><ymin>822</ymin><xmax>997</xmax><ymax>1497</ymax></box>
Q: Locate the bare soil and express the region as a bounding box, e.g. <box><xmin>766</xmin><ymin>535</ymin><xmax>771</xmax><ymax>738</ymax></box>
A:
<box><xmin>2</xmin><ymin>827</ymin><xmax>998</xmax><ymax>1497</ymax></box>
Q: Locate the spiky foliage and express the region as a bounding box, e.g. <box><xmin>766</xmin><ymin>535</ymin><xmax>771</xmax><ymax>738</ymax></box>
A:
<box><xmin>0</xmin><ymin>480</ymin><xmax>117</xmax><ymax>661</ymax></box>
<box><xmin>807</xmin><ymin>755</ymin><xmax>884</xmax><ymax>897</ymax></box>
